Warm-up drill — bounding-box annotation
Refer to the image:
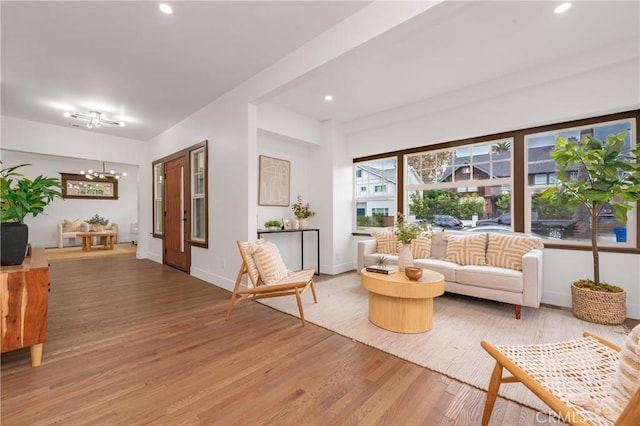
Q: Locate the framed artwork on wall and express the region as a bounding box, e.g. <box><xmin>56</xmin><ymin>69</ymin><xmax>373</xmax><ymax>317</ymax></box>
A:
<box><xmin>258</xmin><ymin>155</ymin><xmax>290</xmax><ymax>206</ymax></box>
<box><xmin>60</xmin><ymin>173</ymin><xmax>119</xmax><ymax>200</ymax></box>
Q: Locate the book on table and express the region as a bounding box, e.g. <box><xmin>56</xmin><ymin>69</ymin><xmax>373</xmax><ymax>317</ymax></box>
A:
<box><xmin>366</xmin><ymin>265</ymin><xmax>397</xmax><ymax>274</ymax></box>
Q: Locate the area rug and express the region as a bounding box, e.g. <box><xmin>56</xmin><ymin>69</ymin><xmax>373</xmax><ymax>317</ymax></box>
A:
<box><xmin>259</xmin><ymin>272</ymin><xmax>629</xmax><ymax>413</ymax></box>
<box><xmin>45</xmin><ymin>243</ymin><xmax>137</xmax><ymax>261</ymax></box>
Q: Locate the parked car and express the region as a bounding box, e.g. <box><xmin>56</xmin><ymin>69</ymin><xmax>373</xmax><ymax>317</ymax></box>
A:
<box><xmin>432</xmin><ymin>215</ymin><xmax>463</xmax><ymax>230</ymax></box>
<box><xmin>464</xmin><ymin>225</ymin><xmax>513</xmax><ymax>234</ymax></box>
<box><xmin>477</xmin><ymin>213</ymin><xmax>579</xmax><ymax>239</ymax></box>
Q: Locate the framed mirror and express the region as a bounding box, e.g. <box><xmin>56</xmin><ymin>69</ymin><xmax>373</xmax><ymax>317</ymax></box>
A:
<box><xmin>61</xmin><ymin>173</ymin><xmax>119</xmax><ymax>200</ymax></box>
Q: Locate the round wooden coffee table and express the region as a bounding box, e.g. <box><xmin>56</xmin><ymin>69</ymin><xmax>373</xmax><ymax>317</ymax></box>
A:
<box><xmin>361</xmin><ymin>268</ymin><xmax>445</xmax><ymax>333</ymax></box>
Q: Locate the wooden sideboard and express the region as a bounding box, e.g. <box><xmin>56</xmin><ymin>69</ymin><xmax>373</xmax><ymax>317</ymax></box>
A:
<box><xmin>0</xmin><ymin>247</ymin><xmax>49</xmax><ymax>367</ymax></box>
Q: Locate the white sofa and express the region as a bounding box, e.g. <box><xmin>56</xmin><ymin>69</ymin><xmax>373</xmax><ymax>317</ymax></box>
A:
<box><xmin>57</xmin><ymin>220</ymin><xmax>119</xmax><ymax>248</ymax></box>
<box><xmin>357</xmin><ymin>230</ymin><xmax>543</xmax><ymax>319</ymax></box>
<box><xmin>57</xmin><ymin>219</ymin><xmax>89</xmax><ymax>248</ymax></box>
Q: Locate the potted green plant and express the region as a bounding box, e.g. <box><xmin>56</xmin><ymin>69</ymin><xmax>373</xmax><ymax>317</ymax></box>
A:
<box><xmin>291</xmin><ymin>195</ymin><xmax>315</xmax><ymax>229</ymax></box>
<box><xmin>86</xmin><ymin>214</ymin><xmax>109</xmax><ymax>232</ymax></box>
<box><xmin>0</xmin><ymin>163</ymin><xmax>63</xmax><ymax>265</ymax></box>
<box><xmin>541</xmin><ymin>132</ymin><xmax>640</xmax><ymax>324</ymax></box>
<box><xmin>394</xmin><ymin>212</ymin><xmax>432</xmax><ymax>272</ymax></box>
<box><xmin>264</xmin><ymin>219</ymin><xmax>282</xmax><ymax>231</ymax></box>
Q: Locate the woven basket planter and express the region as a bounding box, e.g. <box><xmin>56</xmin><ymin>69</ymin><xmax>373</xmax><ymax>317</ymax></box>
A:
<box><xmin>571</xmin><ymin>283</ymin><xmax>626</xmax><ymax>325</ymax></box>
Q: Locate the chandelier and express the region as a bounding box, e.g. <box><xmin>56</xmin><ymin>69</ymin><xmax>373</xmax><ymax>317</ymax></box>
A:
<box><xmin>80</xmin><ymin>162</ymin><xmax>127</xmax><ymax>180</ymax></box>
<box><xmin>64</xmin><ymin>111</ymin><xmax>125</xmax><ymax>128</ymax></box>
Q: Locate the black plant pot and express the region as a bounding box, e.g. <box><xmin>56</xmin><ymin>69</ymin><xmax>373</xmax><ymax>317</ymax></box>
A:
<box><xmin>1</xmin><ymin>222</ymin><xmax>29</xmax><ymax>266</ymax></box>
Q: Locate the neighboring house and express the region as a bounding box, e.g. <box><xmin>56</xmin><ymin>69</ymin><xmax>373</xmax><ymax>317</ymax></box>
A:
<box><xmin>355</xmin><ymin>164</ymin><xmax>397</xmax><ymax>217</ymax></box>
<box><xmin>433</xmin><ymin>145</ymin><xmax>581</xmax><ymax>217</ymax></box>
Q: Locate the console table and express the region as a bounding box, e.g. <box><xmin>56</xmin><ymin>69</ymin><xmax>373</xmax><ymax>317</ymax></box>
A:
<box><xmin>256</xmin><ymin>228</ymin><xmax>320</xmax><ymax>275</ymax></box>
<box><xmin>0</xmin><ymin>247</ymin><xmax>49</xmax><ymax>366</ymax></box>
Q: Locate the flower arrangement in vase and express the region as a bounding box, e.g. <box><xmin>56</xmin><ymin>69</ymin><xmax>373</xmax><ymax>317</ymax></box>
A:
<box><xmin>87</xmin><ymin>214</ymin><xmax>109</xmax><ymax>232</ymax></box>
<box><xmin>291</xmin><ymin>195</ymin><xmax>315</xmax><ymax>229</ymax></box>
<box><xmin>393</xmin><ymin>212</ymin><xmax>432</xmax><ymax>271</ymax></box>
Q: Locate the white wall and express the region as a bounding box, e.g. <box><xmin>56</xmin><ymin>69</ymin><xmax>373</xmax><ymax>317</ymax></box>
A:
<box><xmin>257</xmin><ymin>102</ymin><xmax>321</xmax><ymax>146</ymax></box>
<box><xmin>345</xmin><ymin>41</ymin><xmax>639</xmax><ymax>156</ymax></box>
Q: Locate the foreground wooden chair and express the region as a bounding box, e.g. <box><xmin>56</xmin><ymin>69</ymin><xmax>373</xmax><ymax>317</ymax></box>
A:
<box><xmin>481</xmin><ymin>330</ymin><xmax>640</xmax><ymax>426</ymax></box>
<box><xmin>226</xmin><ymin>239</ymin><xmax>317</xmax><ymax>326</ymax></box>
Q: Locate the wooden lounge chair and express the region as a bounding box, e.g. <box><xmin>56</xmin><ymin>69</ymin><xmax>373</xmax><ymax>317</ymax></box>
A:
<box><xmin>226</xmin><ymin>239</ymin><xmax>317</xmax><ymax>326</ymax></box>
<box><xmin>481</xmin><ymin>329</ymin><xmax>640</xmax><ymax>426</ymax></box>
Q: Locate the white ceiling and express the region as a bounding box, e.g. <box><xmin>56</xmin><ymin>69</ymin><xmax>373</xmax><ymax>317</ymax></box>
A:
<box><xmin>1</xmin><ymin>1</ymin><xmax>368</xmax><ymax>141</ymax></box>
<box><xmin>2</xmin><ymin>1</ymin><xmax>639</xmax><ymax>142</ymax></box>
<box><xmin>268</xmin><ymin>0</ymin><xmax>640</xmax><ymax>122</ymax></box>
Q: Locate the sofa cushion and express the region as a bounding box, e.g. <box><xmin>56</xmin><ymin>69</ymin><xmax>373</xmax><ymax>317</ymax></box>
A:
<box><xmin>414</xmin><ymin>258</ymin><xmax>458</xmax><ymax>282</ymax></box>
<box><xmin>444</xmin><ymin>233</ymin><xmax>487</xmax><ymax>266</ymax></box>
<box><xmin>372</xmin><ymin>230</ymin><xmax>399</xmax><ymax>254</ymax></box>
<box><xmin>486</xmin><ymin>233</ymin><xmax>543</xmax><ymax>271</ymax></box>
<box><xmin>253</xmin><ymin>241</ymin><xmax>289</xmax><ymax>285</ymax></box>
<box><xmin>411</xmin><ymin>232</ymin><xmax>432</xmax><ymax>259</ymax></box>
<box><xmin>62</xmin><ymin>219</ymin><xmax>84</xmax><ymax>232</ymax></box>
<box><xmin>456</xmin><ymin>265</ymin><xmax>524</xmax><ymax>293</ymax></box>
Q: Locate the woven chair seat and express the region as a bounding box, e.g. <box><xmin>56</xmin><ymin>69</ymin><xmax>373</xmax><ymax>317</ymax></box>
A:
<box><xmin>495</xmin><ymin>336</ymin><xmax>619</xmax><ymax>425</ymax></box>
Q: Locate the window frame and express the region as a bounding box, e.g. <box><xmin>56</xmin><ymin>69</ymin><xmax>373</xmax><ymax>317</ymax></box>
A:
<box><xmin>190</xmin><ymin>145</ymin><xmax>208</xmax><ymax>246</ymax></box>
<box><xmin>352</xmin><ymin>109</ymin><xmax>640</xmax><ymax>254</ymax></box>
<box><xmin>524</xmin><ymin>117</ymin><xmax>637</xmax><ymax>248</ymax></box>
<box><xmin>353</xmin><ymin>156</ymin><xmax>398</xmax><ymax>231</ymax></box>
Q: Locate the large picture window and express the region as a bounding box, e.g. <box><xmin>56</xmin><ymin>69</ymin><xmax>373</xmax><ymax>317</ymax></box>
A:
<box><xmin>525</xmin><ymin>118</ymin><xmax>636</xmax><ymax>246</ymax></box>
<box><xmin>353</xmin><ymin>110</ymin><xmax>640</xmax><ymax>252</ymax></box>
<box><xmin>405</xmin><ymin>139</ymin><xmax>512</xmax><ymax>229</ymax></box>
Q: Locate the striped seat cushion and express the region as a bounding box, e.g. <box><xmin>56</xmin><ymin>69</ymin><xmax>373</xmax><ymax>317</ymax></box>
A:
<box><xmin>274</xmin><ymin>269</ymin><xmax>314</xmax><ymax>286</ymax></box>
<box><xmin>411</xmin><ymin>232</ymin><xmax>432</xmax><ymax>258</ymax></box>
<box><xmin>485</xmin><ymin>233</ymin><xmax>543</xmax><ymax>271</ymax></box>
<box><xmin>252</xmin><ymin>241</ymin><xmax>289</xmax><ymax>285</ymax></box>
<box><xmin>444</xmin><ymin>233</ymin><xmax>487</xmax><ymax>266</ymax></box>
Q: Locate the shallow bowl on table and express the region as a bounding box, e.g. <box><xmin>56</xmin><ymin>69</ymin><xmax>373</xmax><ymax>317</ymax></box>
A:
<box><xmin>404</xmin><ymin>267</ymin><xmax>423</xmax><ymax>281</ymax></box>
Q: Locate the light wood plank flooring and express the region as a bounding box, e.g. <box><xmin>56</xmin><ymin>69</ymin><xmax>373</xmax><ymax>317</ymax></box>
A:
<box><xmin>1</xmin><ymin>256</ymin><xmax>556</xmax><ymax>425</ymax></box>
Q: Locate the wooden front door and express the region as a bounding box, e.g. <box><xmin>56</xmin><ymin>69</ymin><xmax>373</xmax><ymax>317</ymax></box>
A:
<box><xmin>164</xmin><ymin>156</ymin><xmax>189</xmax><ymax>271</ymax></box>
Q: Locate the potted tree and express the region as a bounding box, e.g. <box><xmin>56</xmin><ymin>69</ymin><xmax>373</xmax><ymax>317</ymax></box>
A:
<box><xmin>1</xmin><ymin>164</ymin><xmax>63</xmax><ymax>265</ymax></box>
<box><xmin>541</xmin><ymin>132</ymin><xmax>640</xmax><ymax>324</ymax></box>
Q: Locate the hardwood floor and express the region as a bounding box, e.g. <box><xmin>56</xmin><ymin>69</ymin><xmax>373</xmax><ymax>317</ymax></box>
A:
<box><xmin>1</xmin><ymin>256</ymin><xmax>555</xmax><ymax>425</ymax></box>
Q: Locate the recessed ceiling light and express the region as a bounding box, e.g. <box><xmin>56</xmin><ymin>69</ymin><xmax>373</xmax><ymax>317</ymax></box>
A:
<box><xmin>554</xmin><ymin>3</ymin><xmax>571</xmax><ymax>14</ymax></box>
<box><xmin>159</xmin><ymin>3</ymin><xmax>173</xmax><ymax>15</ymax></box>
<box><xmin>324</xmin><ymin>94</ymin><xmax>333</xmax><ymax>102</ymax></box>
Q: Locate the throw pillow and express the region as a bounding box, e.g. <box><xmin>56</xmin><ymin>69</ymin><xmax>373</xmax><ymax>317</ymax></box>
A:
<box><xmin>252</xmin><ymin>241</ymin><xmax>289</xmax><ymax>285</ymax></box>
<box><xmin>485</xmin><ymin>233</ymin><xmax>544</xmax><ymax>271</ymax></box>
<box><xmin>62</xmin><ymin>219</ymin><xmax>83</xmax><ymax>232</ymax></box>
<box><xmin>598</xmin><ymin>324</ymin><xmax>640</xmax><ymax>422</ymax></box>
<box><xmin>372</xmin><ymin>230</ymin><xmax>399</xmax><ymax>254</ymax></box>
<box><xmin>444</xmin><ymin>233</ymin><xmax>487</xmax><ymax>266</ymax></box>
<box><xmin>411</xmin><ymin>232</ymin><xmax>432</xmax><ymax>259</ymax></box>
<box><xmin>240</xmin><ymin>239</ymin><xmax>267</xmax><ymax>285</ymax></box>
